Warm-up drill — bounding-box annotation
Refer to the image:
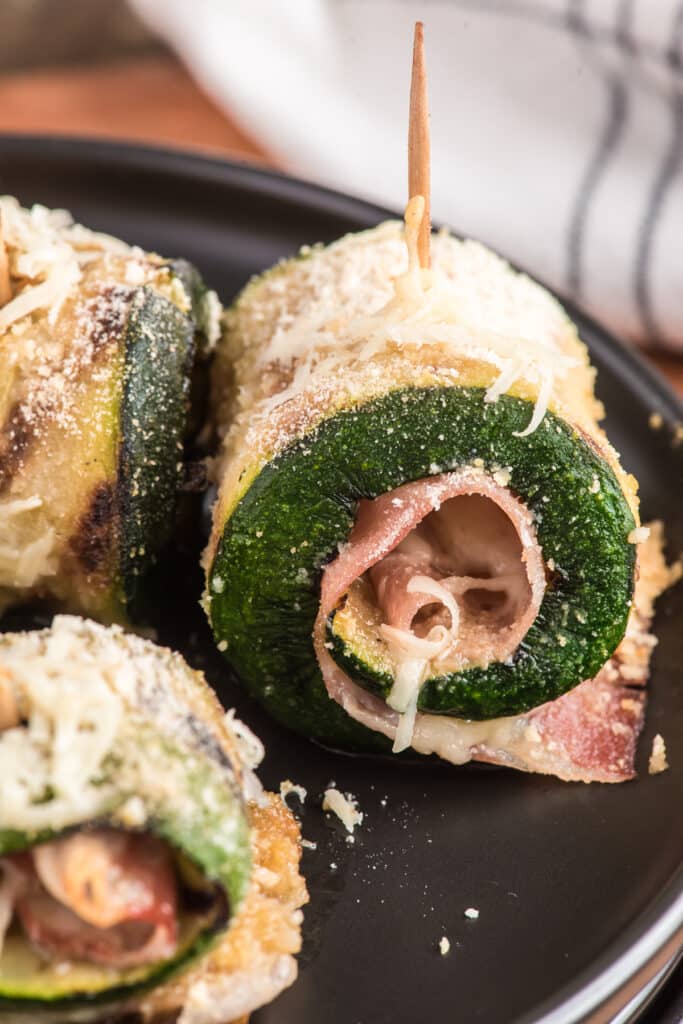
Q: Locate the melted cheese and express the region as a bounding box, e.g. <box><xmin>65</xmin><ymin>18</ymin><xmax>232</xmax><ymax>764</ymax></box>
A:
<box><xmin>380</xmin><ymin>576</ymin><xmax>459</xmax><ymax>752</ymax></box>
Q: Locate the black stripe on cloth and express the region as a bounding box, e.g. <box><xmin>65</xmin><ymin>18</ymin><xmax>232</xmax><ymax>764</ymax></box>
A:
<box><xmin>565</xmin><ymin>0</ymin><xmax>630</xmax><ymax>299</ymax></box>
<box><xmin>615</xmin><ymin>0</ymin><xmax>636</xmax><ymax>53</ymax></box>
<box><xmin>633</xmin><ymin>1</ymin><xmax>683</xmax><ymax>345</ymax></box>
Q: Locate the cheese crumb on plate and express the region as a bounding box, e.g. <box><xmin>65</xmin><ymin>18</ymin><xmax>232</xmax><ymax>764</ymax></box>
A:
<box><xmin>648</xmin><ymin>734</ymin><xmax>669</xmax><ymax>775</ymax></box>
<box><xmin>322</xmin><ymin>787</ymin><xmax>363</xmax><ymax>833</ymax></box>
<box><xmin>280</xmin><ymin>780</ymin><xmax>308</xmax><ymax>806</ymax></box>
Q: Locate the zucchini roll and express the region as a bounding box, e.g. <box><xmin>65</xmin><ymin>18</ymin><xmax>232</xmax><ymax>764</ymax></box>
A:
<box><xmin>206</xmin><ymin>213</ymin><xmax>672</xmax><ymax>781</ymax></box>
<box><xmin>0</xmin><ymin>616</ymin><xmax>306</xmax><ymax>1023</ymax></box>
<box><xmin>0</xmin><ymin>197</ymin><xmax>219</xmax><ymax>623</ymax></box>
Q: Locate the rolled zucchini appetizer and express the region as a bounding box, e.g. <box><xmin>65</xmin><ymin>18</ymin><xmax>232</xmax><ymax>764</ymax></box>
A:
<box><xmin>205</xmin><ymin>212</ymin><xmax>675</xmax><ymax>782</ymax></box>
<box><xmin>0</xmin><ymin>197</ymin><xmax>219</xmax><ymax>623</ymax></box>
<box><xmin>0</xmin><ymin>615</ymin><xmax>306</xmax><ymax>1023</ymax></box>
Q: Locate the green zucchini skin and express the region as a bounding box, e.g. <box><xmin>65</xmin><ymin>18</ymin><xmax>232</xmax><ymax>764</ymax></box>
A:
<box><xmin>0</xmin><ymin>619</ymin><xmax>252</xmax><ymax>1017</ymax></box>
<box><xmin>0</xmin><ymin>918</ymin><xmax>219</xmax><ymax>1022</ymax></box>
<box><xmin>209</xmin><ymin>386</ymin><xmax>636</xmax><ymax>742</ymax></box>
<box><xmin>0</xmin><ymin>769</ymin><xmax>248</xmax><ymax>1016</ymax></box>
<box><xmin>0</xmin><ymin>259</ymin><xmax>212</xmax><ymax>626</ymax></box>
<box><xmin>117</xmin><ymin>282</ymin><xmax>197</xmax><ymax>614</ymax></box>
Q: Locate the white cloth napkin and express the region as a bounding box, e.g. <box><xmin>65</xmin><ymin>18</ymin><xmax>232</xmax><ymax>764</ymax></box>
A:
<box><xmin>131</xmin><ymin>0</ymin><xmax>683</xmax><ymax>349</ymax></box>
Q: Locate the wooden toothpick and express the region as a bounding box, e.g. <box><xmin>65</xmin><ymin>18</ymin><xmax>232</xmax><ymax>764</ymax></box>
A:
<box><xmin>408</xmin><ymin>21</ymin><xmax>431</xmax><ymax>270</ymax></box>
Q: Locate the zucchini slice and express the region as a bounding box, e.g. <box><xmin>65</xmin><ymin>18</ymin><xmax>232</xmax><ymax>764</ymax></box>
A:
<box><xmin>0</xmin><ymin>903</ymin><xmax>222</xmax><ymax>1017</ymax></box>
<box><xmin>206</xmin><ymin>221</ymin><xmax>640</xmax><ymax>751</ymax></box>
<box><xmin>0</xmin><ymin>616</ymin><xmax>251</xmax><ymax>1017</ymax></box>
<box><xmin>209</xmin><ymin>387</ymin><xmax>635</xmax><ymax>731</ymax></box>
<box><xmin>0</xmin><ymin>198</ymin><xmax>218</xmax><ymax>624</ymax></box>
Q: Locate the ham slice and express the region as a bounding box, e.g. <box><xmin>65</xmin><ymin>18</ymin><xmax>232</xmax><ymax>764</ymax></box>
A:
<box><xmin>313</xmin><ymin>470</ymin><xmax>652</xmax><ymax>782</ymax></box>
<box><xmin>4</xmin><ymin>831</ymin><xmax>178</xmax><ymax>968</ymax></box>
<box><xmin>325</xmin><ymin>471</ymin><xmax>546</xmax><ymax>673</ymax></box>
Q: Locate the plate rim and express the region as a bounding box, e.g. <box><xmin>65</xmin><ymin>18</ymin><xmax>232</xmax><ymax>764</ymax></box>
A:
<box><xmin>0</xmin><ymin>133</ymin><xmax>681</xmax><ymax>424</ymax></box>
<box><xmin>0</xmin><ymin>132</ymin><xmax>680</xmax><ymax>1024</ymax></box>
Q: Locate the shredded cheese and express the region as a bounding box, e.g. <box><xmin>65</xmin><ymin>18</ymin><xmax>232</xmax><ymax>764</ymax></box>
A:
<box><xmin>225</xmin><ymin>709</ymin><xmax>265</xmax><ymax>770</ymax></box>
<box><xmin>279</xmin><ymin>780</ymin><xmax>307</xmax><ymax>806</ymax></box>
<box><xmin>0</xmin><ymin>631</ymin><xmax>123</xmax><ymax>830</ymax></box>
<box><xmin>0</xmin><ymin>196</ymin><xmax>129</xmax><ymax>333</ymax></box>
<box><xmin>380</xmin><ymin>575</ymin><xmax>460</xmax><ymax>752</ymax></box>
<box><xmin>240</xmin><ymin>207</ymin><xmax>579</xmax><ymax>437</ymax></box>
<box><xmin>322</xmin><ymin>788</ymin><xmax>363</xmax><ymax>833</ymax></box>
<box><xmin>0</xmin><ymin>617</ymin><xmax>245</xmax><ymax>850</ymax></box>
<box><xmin>0</xmin><ymin>496</ymin><xmax>58</xmax><ymax>591</ymax></box>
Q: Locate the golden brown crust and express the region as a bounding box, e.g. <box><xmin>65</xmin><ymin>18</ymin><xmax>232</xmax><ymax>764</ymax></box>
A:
<box><xmin>0</xmin><ymin>203</ymin><xmax>188</xmax><ymax>619</ymax></box>
<box><xmin>139</xmin><ymin>794</ymin><xmax>307</xmax><ymax>1024</ymax></box>
<box><xmin>605</xmin><ymin>521</ymin><xmax>681</xmax><ymax>688</ymax></box>
<box><xmin>207</xmin><ymin>223</ymin><xmax>639</xmax><ymax>570</ymax></box>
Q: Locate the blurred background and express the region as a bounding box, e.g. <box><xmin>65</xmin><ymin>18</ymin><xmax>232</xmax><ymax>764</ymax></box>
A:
<box><xmin>0</xmin><ymin>0</ymin><xmax>681</xmax><ymax>385</ymax></box>
<box><xmin>0</xmin><ymin>0</ymin><xmax>680</xmax><ymax>1019</ymax></box>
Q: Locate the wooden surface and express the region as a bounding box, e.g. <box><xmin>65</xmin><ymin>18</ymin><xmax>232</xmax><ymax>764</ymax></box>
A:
<box><xmin>0</xmin><ymin>54</ymin><xmax>680</xmax><ymax>398</ymax></box>
<box><xmin>0</xmin><ymin>56</ymin><xmax>270</xmax><ymax>162</ymax></box>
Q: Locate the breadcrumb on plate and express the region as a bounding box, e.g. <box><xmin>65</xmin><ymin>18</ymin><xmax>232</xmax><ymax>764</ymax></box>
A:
<box><xmin>322</xmin><ymin>788</ymin><xmax>363</xmax><ymax>833</ymax></box>
<box><xmin>648</xmin><ymin>734</ymin><xmax>669</xmax><ymax>775</ymax></box>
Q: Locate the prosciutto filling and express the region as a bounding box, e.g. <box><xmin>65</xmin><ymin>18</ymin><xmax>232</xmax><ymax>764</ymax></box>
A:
<box><xmin>0</xmin><ymin>830</ymin><xmax>178</xmax><ymax>968</ymax></box>
<box><xmin>314</xmin><ymin>471</ymin><xmax>661</xmax><ymax>782</ymax></box>
<box><xmin>366</xmin><ymin>484</ymin><xmax>545</xmax><ymax>672</ymax></box>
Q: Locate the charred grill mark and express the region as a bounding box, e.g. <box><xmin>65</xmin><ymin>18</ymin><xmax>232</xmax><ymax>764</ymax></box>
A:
<box><xmin>184</xmin><ymin>714</ymin><xmax>236</xmax><ymax>773</ymax></box>
<box><xmin>0</xmin><ymin>403</ymin><xmax>34</xmax><ymax>495</ymax></box>
<box><xmin>115</xmin><ymin>670</ymin><xmax>236</xmax><ymax>776</ymax></box>
<box><xmin>69</xmin><ymin>482</ymin><xmax>116</xmax><ymax>577</ymax></box>
<box><xmin>83</xmin><ymin>284</ymin><xmax>135</xmax><ymax>358</ymax></box>
<box><xmin>0</xmin><ymin>286</ymin><xmax>134</xmax><ymax>497</ymax></box>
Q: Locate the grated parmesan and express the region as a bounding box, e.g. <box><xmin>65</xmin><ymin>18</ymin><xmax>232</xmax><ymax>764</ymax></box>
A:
<box><xmin>0</xmin><ymin>196</ymin><xmax>215</xmax><ymax>618</ymax></box>
<box><xmin>0</xmin><ymin>196</ymin><xmax>129</xmax><ymax>334</ymax></box>
<box><xmin>217</xmin><ymin>210</ymin><xmax>588</xmax><ymax>453</ymax></box>
<box><xmin>0</xmin><ymin>617</ymin><xmax>246</xmax><ymax>857</ymax></box>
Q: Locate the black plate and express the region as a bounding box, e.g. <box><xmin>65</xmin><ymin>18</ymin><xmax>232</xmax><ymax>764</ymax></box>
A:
<box><xmin>0</xmin><ymin>137</ymin><xmax>681</xmax><ymax>1024</ymax></box>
